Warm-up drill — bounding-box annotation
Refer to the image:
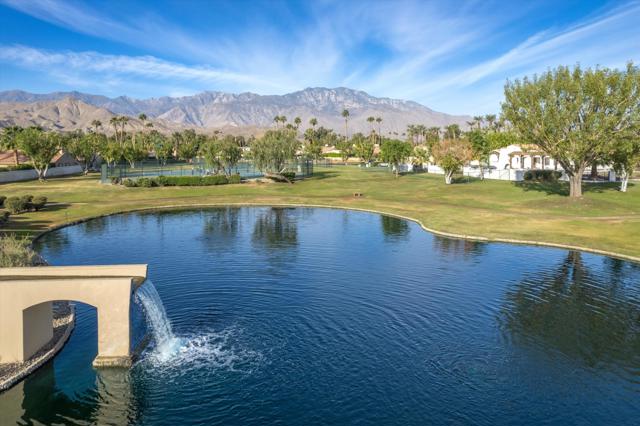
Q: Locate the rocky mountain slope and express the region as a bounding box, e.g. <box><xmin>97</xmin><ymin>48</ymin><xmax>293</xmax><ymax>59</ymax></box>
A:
<box><xmin>0</xmin><ymin>88</ymin><xmax>471</xmax><ymax>135</ymax></box>
<box><xmin>0</xmin><ymin>98</ymin><xmax>186</xmax><ymax>134</ymax></box>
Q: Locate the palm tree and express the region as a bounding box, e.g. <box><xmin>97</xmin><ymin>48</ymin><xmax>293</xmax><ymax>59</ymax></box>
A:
<box><xmin>110</xmin><ymin>116</ymin><xmax>120</xmax><ymax>142</ymax></box>
<box><xmin>473</xmin><ymin>115</ymin><xmax>484</xmax><ymax>130</ymax></box>
<box><xmin>485</xmin><ymin>114</ymin><xmax>496</xmax><ymax>129</ymax></box>
<box><xmin>341</xmin><ymin>109</ymin><xmax>350</xmax><ymax>140</ymax></box>
<box><xmin>407</xmin><ymin>124</ymin><xmax>416</xmax><ymax>144</ymax></box>
<box><xmin>309</xmin><ymin>117</ymin><xmax>318</xmax><ymax>128</ymax></box>
<box><xmin>375</xmin><ymin>117</ymin><xmax>382</xmax><ymax>144</ymax></box>
<box><xmin>273</xmin><ymin>115</ymin><xmax>281</xmax><ymax>129</ymax></box>
<box><xmin>294</xmin><ymin>116</ymin><xmax>302</xmax><ymax>130</ymax></box>
<box><xmin>91</xmin><ymin>120</ymin><xmax>102</xmax><ymax>132</ymax></box>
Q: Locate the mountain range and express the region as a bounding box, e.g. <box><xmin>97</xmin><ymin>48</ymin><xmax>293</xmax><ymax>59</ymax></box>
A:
<box><xmin>0</xmin><ymin>88</ymin><xmax>471</xmax><ymax>135</ymax></box>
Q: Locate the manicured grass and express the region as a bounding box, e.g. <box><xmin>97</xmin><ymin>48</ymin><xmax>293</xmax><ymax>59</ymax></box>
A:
<box><xmin>2</xmin><ymin>166</ymin><xmax>640</xmax><ymax>259</ymax></box>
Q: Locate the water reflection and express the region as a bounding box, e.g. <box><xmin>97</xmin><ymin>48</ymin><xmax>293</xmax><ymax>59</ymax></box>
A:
<box><xmin>201</xmin><ymin>208</ymin><xmax>241</xmax><ymax>248</ymax></box>
<box><xmin>432</xmin><ymin>235</ymin><xmax>487</xmax><ymax>259</ymax></box>
<box><xmin>380</xmin><ymin>215</ymin><xmax>409</xmax><ymax>241</ymax></box>
<box><xmin>252</xmin><ymin>208</ymin><xmax>298</xmax><ymax>250</ymax></box>
<box><xmin>501</xmin><ymin>251</ymin><xmax>640</xmax><ymax>370</ymax></box>
<box><xmin>0</xmin><ymin>360</ymin><xmax>140</xmax><ymax>426</ymax></box>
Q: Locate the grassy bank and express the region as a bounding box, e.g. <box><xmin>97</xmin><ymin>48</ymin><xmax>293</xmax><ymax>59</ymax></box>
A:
<box><xmin>2</xmin><ymin>166</ymin><xmax>639</xmax><ymax>259</ymax></box>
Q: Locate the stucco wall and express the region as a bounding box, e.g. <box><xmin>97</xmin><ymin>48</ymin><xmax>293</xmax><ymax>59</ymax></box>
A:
<box><xmin>0</xmin><ymin>165</ymin><xmax>82</xmax><ymax>183</ymax></box>
<box><xmin>22</xmin><ymin>302</ymin><xmax>53</xmax><ymax>361</ymax></box>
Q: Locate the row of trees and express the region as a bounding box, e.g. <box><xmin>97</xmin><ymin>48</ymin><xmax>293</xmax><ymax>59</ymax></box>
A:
<box><xmin>0</xmin><ymin>123</ymin><xmax>251</xmax><ymax>180</ymax></box>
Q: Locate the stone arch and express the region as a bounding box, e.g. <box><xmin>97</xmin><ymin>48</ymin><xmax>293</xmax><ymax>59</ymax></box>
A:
<box><xmin>1</xmin><ymin>265</ymin><xmax>147</xmax><ymax>367</ymax></box>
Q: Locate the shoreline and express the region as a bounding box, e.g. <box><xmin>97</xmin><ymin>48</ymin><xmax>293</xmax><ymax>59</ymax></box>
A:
<box><xmin>31</xmin><ymin>202</ymin><xmax>640</xmax><ymax>264</ymax></box>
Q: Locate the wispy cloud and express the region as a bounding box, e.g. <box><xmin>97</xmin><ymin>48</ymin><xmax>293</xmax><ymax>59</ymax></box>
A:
<box><xmin>0</xmin><ymin>45</ymin><xmax>282</xmax><ymax>91</ymax></box>
<box><xmin>0</xmin><ymin>0</ymin><xmax>638</xmax><ymax>114</ymax></box>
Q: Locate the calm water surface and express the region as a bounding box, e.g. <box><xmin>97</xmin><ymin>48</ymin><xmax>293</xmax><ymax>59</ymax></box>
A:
<box><xmin>1</xmin><ymin>207</ymin><xmax>639</xmax><ymax>425</ymax></box>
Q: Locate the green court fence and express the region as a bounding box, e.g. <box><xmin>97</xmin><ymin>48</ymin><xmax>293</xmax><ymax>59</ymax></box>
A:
<box><xmin>101</xmin><ymin>159</ymin><xmax>313</xmax><ymax>183</ymax></box>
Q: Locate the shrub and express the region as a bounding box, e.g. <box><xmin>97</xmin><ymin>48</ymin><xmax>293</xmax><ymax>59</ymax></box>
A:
<box><xmin>122</xmin><ymin>179</ymin><xmax>137</xmax><ymax>187</ymax></box>
<box><xmin>156</xmin><ymin>175</ymin><xmax>229</xmax><ymax>186</ymax></box>
<box><xmin>0</xmin><ymin>211</ymin><xmax>10</xmax><ymax>225</ymax></box>
<box><xmin>20</xmin><ymin>195</ymin><xmax>34</xmax><ymax>211</ymax></box>
<box><xmin>0</xmin><ymin>234</ymin><xmax>38</xmax><ymax>267</ymax></box>
<box><xmin>110</xmin><ymin>177</ymin><xmax>121</xmax><ymax>185</ymax></box>
<box><xmin>523</xmin><ymin>170</ymin><xmax>562</xmax><ymax>182</ymax></box>
<box><xmin>0</xmin><ymin>164</ymin><xmax>35</xmax><ymax>172</ymax></box>
<box><xmin>137</xmin><ymin>177</ymin><xmax>156</xmax><ymax>188</ymax></box>
<box><xmin>5</xmin><ymin>196</ymin><xmax>27</xmax><ymax>214</ymax></box>
<box><xmin>31</xmin><ymin>196</ymin><xmax>47</xmax><ymax>211</ymax></box>
<box><xmin>281</xmin><ymin>171</ymin><xmax>296</xmax><ymax>181</ymax></box>
<box><xmin>200</xmin><ymin>175</ymin><xmax>229</xmax><ymax>186</ymax></box>
<box><xmin>0</xmin><ymin>196</ymin><xmax>5</xmax><ymax>207</ymax></box>
<box><xmin>228</xmin><ymin>173</ymin><xmax>241</xmax><ymax>184</ymax></box>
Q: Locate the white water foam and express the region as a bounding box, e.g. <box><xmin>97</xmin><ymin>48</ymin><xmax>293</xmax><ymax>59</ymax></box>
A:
<box><xmin>135</xmin><ymin>281</ymin><xmax>263</xmax><ymax>372</ymax></box>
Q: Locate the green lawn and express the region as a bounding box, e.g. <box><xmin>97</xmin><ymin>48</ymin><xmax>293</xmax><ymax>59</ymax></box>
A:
<box><xmin>2</xmin><ymin>166</ymin><xmax>640</xmax><ymax>260</ymax></box>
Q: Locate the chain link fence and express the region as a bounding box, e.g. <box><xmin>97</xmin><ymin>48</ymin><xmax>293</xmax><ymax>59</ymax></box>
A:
<box><xmin>101</xmin><ymin>160</ymin><xmax>313</xmax><ymax>183</ymax></box>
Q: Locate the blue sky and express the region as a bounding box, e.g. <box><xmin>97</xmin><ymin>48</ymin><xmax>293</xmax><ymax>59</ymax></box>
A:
<box><xmin>0</xmin><ymin>0</ymin><xmax>638</xmax><ymax>114</ymax></box>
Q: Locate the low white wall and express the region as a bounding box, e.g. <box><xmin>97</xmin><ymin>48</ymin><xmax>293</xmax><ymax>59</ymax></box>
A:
<box><xmin>426</xmin><ymin>164</ymin><xmax>526</xmax><ymax>181</ymax></box>
<box><xmin>0</xmin><ymin>165</ymin><xmax>82</xmax><ymax>183</ymax></box>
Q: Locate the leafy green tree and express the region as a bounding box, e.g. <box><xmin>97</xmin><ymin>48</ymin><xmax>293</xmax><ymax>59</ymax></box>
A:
<box><xmin>303</xmin><ymin>128</ymin><xmax>323</xmax><ymax>160</ymax></box>
<box><xmin>352</xmin><ymin>132</ymin><xmax>375</xmax><ymax>164</ymax></box>
<box><xmin>412</xmin><ymin>145</ymin><xmax>430</xmax><ymax>167</ymax></box>
<box><xmin>175</xmin><ymin>130</ymin><xmax>199</xmax><ymax>162</ymax></box>
<box><xmin>432</xmin><ymin>138</ymin><xmax>473</xmax><ymax>184</ymax></box>
<box><xmin>208</xmin><ymin>136</ymin><xmax>243</xmax><ymax>176</ymax></box>
<box><xmin>251</xmin><ymin>130</ymin><xmax>299</xmax><ymax>175</ymax></box>
<box><xmin>336</xmin><ymin>137</ymin><xmax>353</xmax><ymax>162</ymax></box>
<box><xmin>101</xmin><ymin>138</ymin><xmax>122</xmax><ymax>167</ymax></box>
<box><xmin>380</xmin><ymin>138</ymin><xmax>412</xmax><ymax>177</ymax></box>
<box><xmin>15</xmin><ymin>127</ymin><xmax>61</xmax><ymax>181</ymax></box>
<box><xmin>609</xmin><ymin>133</ymin><xmax>640</xmax><ymax>192</ymax></box>
<box><xmin>122</xmin><ymin>138</ymin><xmax>147</xmax><ymax>168</ymax></box>
<box><xmin>502</xmin><ymin>63</ymin><xmax>640</xmax><ymax>197</ymax></box>
<box><xmin>467</xmin><ymin>129</ymin><xmax>491</xmax><ymax>180</ymax></box>
<box><xmin>0</xmin><ymin>125</ymin><xmax>23</xmax><ymax>166</ymax></box>
<box><xmin>64</xmin><ymin>130</ymin><xmax>103</xmax><ymax>174</ymax></box>
<box><xmin>150</xmin><ymin>131</ymin><xmax>173</xmax><ymax>166</ymax></box>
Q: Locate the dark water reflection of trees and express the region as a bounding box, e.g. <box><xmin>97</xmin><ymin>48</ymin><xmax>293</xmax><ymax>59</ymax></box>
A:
<box><xmin>252</xmin><ymin>208</ymin><xmax>298</xmax><ymax>250</ymax></box>
<box><xmin>0</xmin><ymin>362</ymin><xmax>142</xmax><ymax>426</ymax></box>
<box><xmin>432</xmin><ymin>236</ymin><xmax>487</xmax><ymax>259</ymax></box>
<box><xmin>501</xmin><ymin>251</ymin><xmax>640</xmax><ymax>369</ymax></box>
<box><xmin>380</xmin><ymin>215</ymin><xmax>409</xmax><ymax>241</ymax></box>
<box><xmin>201</xmin><ymin>208</ymin><xmax>241</xmax><ymax>249</ymax></box>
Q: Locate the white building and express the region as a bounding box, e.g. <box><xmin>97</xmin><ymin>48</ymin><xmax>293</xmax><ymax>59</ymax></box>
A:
<box><xmin>423</xmin><ymin>144</ymin><xmax>614</xmax><ymax>182</ymax></box>
<box><xmin>488</xmin><ymin>144</ymin><xmax>560</xmax><ymax>171</ymax></box>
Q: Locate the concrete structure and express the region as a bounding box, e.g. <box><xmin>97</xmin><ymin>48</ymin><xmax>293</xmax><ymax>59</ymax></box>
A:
<box><xmin>0</xmin><ymin>265</ymin><xmax>147</xmax><ymax>367</ymax></box>
<box><xmin>0</xmin><ymin>164</ymin><xmax>83</xmax><ymax>183</ymax></box>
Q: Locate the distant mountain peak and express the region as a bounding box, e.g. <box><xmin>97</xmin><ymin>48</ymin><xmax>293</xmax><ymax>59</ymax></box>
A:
<box><xmin>0</xmin><ymin>88</ymin><xmax>471</xmax><ymax>134</ymax></box>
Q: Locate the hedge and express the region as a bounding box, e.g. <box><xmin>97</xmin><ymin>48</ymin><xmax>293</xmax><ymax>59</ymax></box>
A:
<box><xmin>0</xmin><ymin>164</ymin><xmax>35</xmax><ymax>172</ymax></box>
<box><xmin>121</xmin><ymin>174</ymin><xmax>242</xmax><ymax>187</ymax></box>
<box><xmin>523</xmin><ymin>170</ymin><xmax>562</xmax><ymax>182</ymax></box>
